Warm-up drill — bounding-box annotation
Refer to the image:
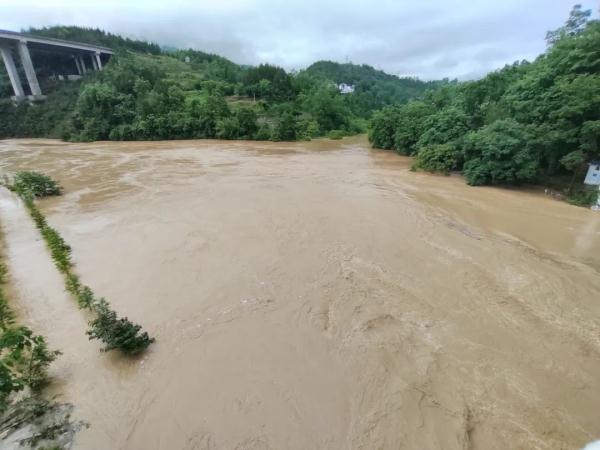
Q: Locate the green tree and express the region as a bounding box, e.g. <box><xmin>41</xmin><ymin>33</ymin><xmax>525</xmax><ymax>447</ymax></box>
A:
<box><xmin>413</xmin><ymin>143</ymin><xmax>462</xmax><ymax>173</ymax></box>
<box><xmin>560</xmin><ymin>150</ymin><xmax>587</xmax><ymax>191</ymax></box>
<box><xmin>216</xmin><ymin>116</ymin><xmax>241</xmax><ymax>140</ymax></box>
<box><xmin>236</xmin><ymin>108</ymin><xmax>258</xmax><ymax>138</ymax></box>
<box><xmin>463</xmin><ymin>119</ymin><xmax>538</xmax><ymax>185</ymax></box>
<box><xmin>546</xmin><ymin>4</ymin><xmax>591</xmax><ymax>45</ymax></box>
<box><xmin>243</xmin><ymin>64</ymin><xmax>296</xmax><ymax>102</ymax></box>
<box><xmin>186</xmin><ymin>90</ymin><xmax>231</xmax><ymax>138</ymax></box>
<box><xmin>255</xmin><ymin>123</ymin><xmax>273</xmax><ymax>141</ymax></box>
<box><xmin>273</xmin><ymin>113</ymin><xmax>297</xmax><ymax>141</ymax></box>
<box><xmin>369</xmin><ymin>106</ymin><xmax>401</xmax><ymax>149</ymax></box>
<box><xmin>392</xmin><ymin>101</ymin><xmax>434</xmax><ymax>155</ymax></box>
<box><xmin>303</xmin><ymin>86</ymin><xmax>351</xmax><ymax>133</ymax></box>
<box><xmin>416</xmin><ymin>106</ymin><xmax>470</xmax><ymax>149</ymax></box>
<box><xmin>72</xmin><ymin>82</ymin><xmax>134</xmax><ymax>141</ymax></box>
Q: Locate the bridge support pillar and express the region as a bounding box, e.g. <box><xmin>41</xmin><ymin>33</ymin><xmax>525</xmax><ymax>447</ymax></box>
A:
<box><xmin>73</xmin><ymin>56</ymin><xmax>82</xmax><ymax>75</ymax></box>
<box><xmin>17</xmin><ymin>41</ymin><xmax>44</xmax><ymax>99</ymax></box>
<box><xmin>91</xmin><ymin>53</ymin><xmax>98</xmax><ymax>71</ymax></box>
<box><xmin>78</xmin><ymin>55</ymin><xmax>87</xmax><ymax>74</ymax></box>
<box><xmin>0</xmin><ymin>45</ymin><xmax>25</xmax><ymax>101</ymax></box>
<box><xmin>95</xmin><ymin>52</ymin><xmax>102</xmax><ymax>70</ymax></box>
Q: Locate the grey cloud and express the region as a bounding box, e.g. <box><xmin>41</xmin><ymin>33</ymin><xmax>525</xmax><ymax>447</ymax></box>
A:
<box><xmin>1</xmin><ymin>0</ymin><xmax>598</xmax><ymax>80</ymax></box>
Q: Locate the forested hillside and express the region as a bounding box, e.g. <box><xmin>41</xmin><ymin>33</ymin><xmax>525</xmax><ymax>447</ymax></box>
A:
<box><xmin>304</xmin><ymin>61</ymin><xmax>443</xmax><ymax>115</ymax></box>
<box><xmin>0</xmin><ymin>27</ymin><xmax>434</xmax><ymax>142</ymax></box>
<box><xmin>369</xmin><ymin>5</ymin><xmax>599</xmax><ymax>202</ymax></box>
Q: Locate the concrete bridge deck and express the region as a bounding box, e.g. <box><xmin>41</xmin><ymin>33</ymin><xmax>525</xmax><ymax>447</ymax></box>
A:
<box><xmin>0</xmin><ymin>29</ymin><xmax>114</xmax><ymax>102</ymax></box>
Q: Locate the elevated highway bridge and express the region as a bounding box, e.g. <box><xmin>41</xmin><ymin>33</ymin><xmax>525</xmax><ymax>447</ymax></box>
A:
<box><xmin>0</xmin><ymin>29</ymin><xmax>114</xmax><ymax>101</ymax></box>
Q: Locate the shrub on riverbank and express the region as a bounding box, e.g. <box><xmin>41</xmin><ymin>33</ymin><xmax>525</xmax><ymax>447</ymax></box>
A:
<box><xmin>567</xmin><ymin>186</ymin><xmax>599</xmax><ymax>206</ymax></box>
<box><xmin>412</xmin><ymin>143</ymin><xmax>461</xmax><ymax>174</ymax></box>
<box><xmin>0</xmin><ymin>259</ymin><xmax>60</xmax><ymax>414</ymax></box>
<box><xmin>328</xmin><ymin>129</ymin><xmax>345</xmax><ymax>140</ymax></box>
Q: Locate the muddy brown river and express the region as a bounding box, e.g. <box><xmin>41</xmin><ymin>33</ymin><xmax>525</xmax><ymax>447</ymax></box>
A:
<box><xmin>0</xmin><ymin>136</ymin><xmax>599</xmax><ymax>449</ymax></box>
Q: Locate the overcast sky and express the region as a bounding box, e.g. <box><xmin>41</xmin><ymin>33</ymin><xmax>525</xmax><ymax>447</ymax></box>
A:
<box><xmin>1</xmin><ymin>0</ymin><xmax>598</xmax><ymax>80</ymax></box>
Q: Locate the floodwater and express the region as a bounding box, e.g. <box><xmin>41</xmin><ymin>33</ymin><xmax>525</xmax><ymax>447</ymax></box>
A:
<box><xmin>0</xmin><ymin>136</ymin><xmax>599</xmax><ymax>450</ymax></box>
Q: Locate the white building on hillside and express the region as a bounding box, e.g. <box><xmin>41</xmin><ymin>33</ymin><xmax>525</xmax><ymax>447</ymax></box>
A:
<box><xmin>338</xmin><ymin>83</ymin><xmax>355</xmax><ymax>94</ymax></box>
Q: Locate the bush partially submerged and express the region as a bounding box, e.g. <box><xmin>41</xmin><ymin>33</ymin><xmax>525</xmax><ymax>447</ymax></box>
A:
<box><xmin>87</xmin><ymin>299</ymin><xmax>154</xmax><ymax>355</ymax></box>
<box><xmin>328</xmin><ymin>129</ymin><xmax>345</xmax><ymax>140</ymax></box>
<box><xmin>65</xmin><ymin>266</ymin><xmax>153</xmax><ymax>354</ymax></box>
<box><xmin>12</xmin><ymin>172</ymin><xmax>62</xmax><ymax>198</ymax></box>
<box><xmin>412</xmin><ymin>143</ymin><xmax>461</xmax><ymax>174</ymax></box>
<box><xmin>462</xmin><ymin>119</ymin><xmax>538</xmax><ymax>186</ymax></box>
<box><xmin>567</xmin><ymin>186</ymin><xmax>599</xmax><ymax>207</ymax></box>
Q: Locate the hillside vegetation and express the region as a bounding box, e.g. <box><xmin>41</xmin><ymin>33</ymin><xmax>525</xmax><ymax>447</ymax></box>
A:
<box><xmin>369</xmin><ymin>5</ymin><xmax>600</xmax><ymax>202</ymax></box>
<box><xmin>0</xmin><ymin>27</ymin><xmax>436</xmax><ymax>142</ymax></box>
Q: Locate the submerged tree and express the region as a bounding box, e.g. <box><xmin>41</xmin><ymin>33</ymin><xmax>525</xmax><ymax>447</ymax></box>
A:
<box><xmin>87</xmin><ymin>299</ymin><xmax>154</xmax><ymax>355</ymax></box>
